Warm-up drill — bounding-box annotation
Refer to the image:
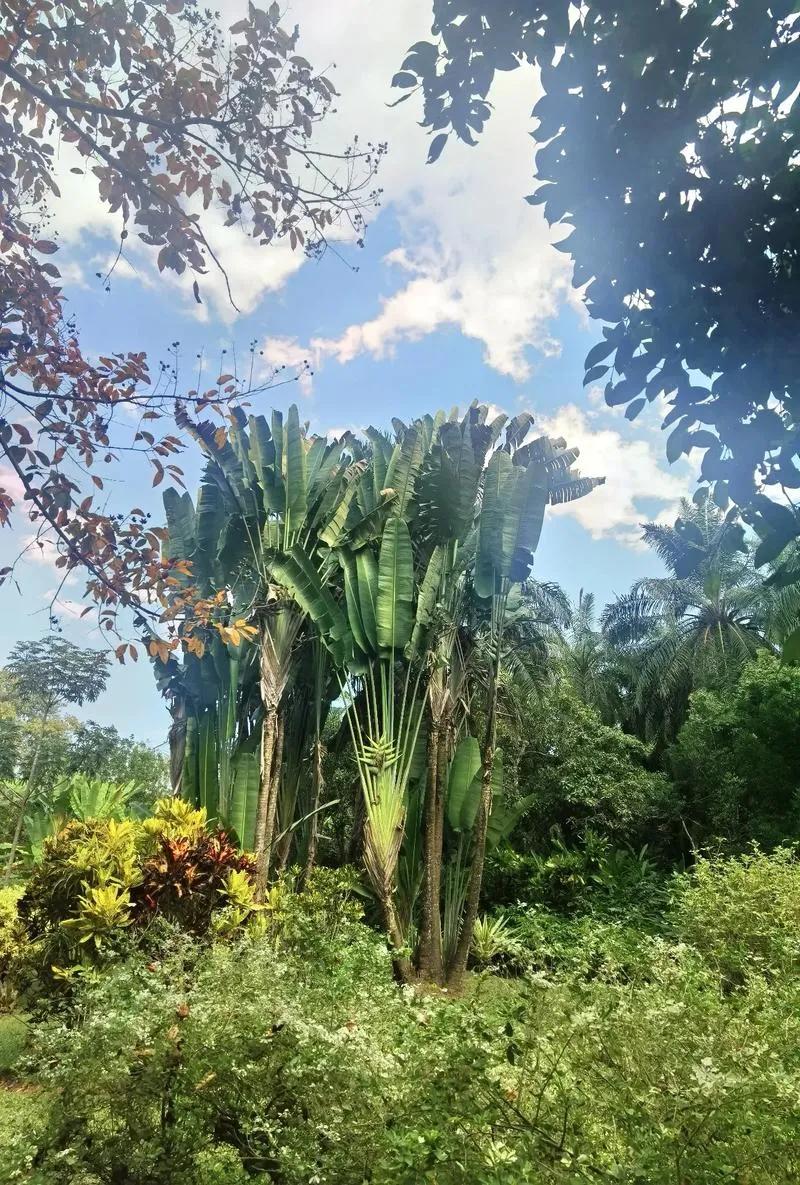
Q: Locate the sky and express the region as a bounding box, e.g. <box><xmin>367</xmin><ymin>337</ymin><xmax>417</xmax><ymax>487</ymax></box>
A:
<box><xmin>0</xmin><ymin>0</ymin><xmax>699</xmax><ymax>748</ymax></box>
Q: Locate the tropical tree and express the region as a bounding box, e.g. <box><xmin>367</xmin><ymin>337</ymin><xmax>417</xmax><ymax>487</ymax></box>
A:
<box><xmin>158</xmin><ymin>402</ymin><xmax>603</xmax><ymax>984</ymax></box>
<box><xmin>559</xmin><ymin>590</ymin><xmax>621</xmax><ymax>723</ymax></box>
<box><xmin>2</xmin><ymin>637</ymin><xmax>110</xmax><ymax>878</ymax></box>
<box><xmin>601</xmin><ymin>493</ymin><xmax>775</xmax><ymax>745</ymax></box>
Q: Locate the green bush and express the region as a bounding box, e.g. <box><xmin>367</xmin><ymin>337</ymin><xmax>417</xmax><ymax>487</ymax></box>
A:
<box><xmin>672</xmin><ymin>844</ymin><xmax>800</xmax><ymax>987</ymax></box>
<box><xmin>27</xmin><ymin>919</ymin><xmax>501</xmax><ymax>1185</ymax></box>
<box><xmin>484</xmin><ymin>831</ymin><xmax>668</xmax><ymax>923</ymax></box>
<box><xmin>17</xmin><ymin>799</ymin><xmax>259</xmax><ymax>1000</ymax></box>
<box><xmin>0</xmin><ymin>886</ymin><xmax>26</xmax><ymax>1011</ymax></box>
<box><xmin>669</xmin><ymin>654</ymin><xmax>800</xmax><ymax>849</ymax></box>
<box><xmin>494</xmin><ymin>951</ymin><xmax>800</xmax><ymax>1181</ymax></box>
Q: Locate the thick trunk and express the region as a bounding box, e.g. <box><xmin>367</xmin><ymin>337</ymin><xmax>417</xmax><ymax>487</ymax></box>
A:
<box><xmin>168</xmin><ymin>699</ymin><xmax>186</xmax><ymax>797</ymax></box>
<box><xmin>260</xmin><ymin>710</ymin><xmax>284</xmax><ymax>882</ymax></box>
<box><xmin>253</xmin><ymin>705</ymin><xmax>278</xmax><ymax>897</ymax></box>
<box><xmin>274</xmin><ymin>824</ymin><xmax>293</xmax><ymax>873</ymax></box>
<box><xmin>447</xmin><ymin>750</ymin><xmax>493</xmax><ymax>991</ymax></box>
<box><xmin>381</xmin><ymin>889</ymin><xmax>413</xmax><ymax>984</ymax></box>
<box><xmin>417</xmin><ymin>720</ymin><xmax>444</xmax><ymax>982</ymax></box>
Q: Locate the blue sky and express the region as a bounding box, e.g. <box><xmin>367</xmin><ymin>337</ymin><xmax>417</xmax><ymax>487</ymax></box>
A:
<box><xmin>0</xmin><ymin>0</ymin><xmax>697</xmax><ymax>748</ymax></box>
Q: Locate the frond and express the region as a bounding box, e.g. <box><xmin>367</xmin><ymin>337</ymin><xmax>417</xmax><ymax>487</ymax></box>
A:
<box><xmin>548</xmin><ymin>474</ymin><xmax>606</xmax><ymax>504</ymax></box>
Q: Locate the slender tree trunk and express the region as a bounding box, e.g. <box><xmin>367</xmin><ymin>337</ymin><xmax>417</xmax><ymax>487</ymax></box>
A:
<box><xmin>253</xmin><ymin>705</ymin><xmax>278</xmax><ymax>897</ymax></box>
<box><xmin>300</xmin><ymin>738</ymin><xmax>324</xmax><ymax>887</ymax></box>
<box><xmin>417</xmin><ymin>719</ymin><xmax>444</xmax><ymax>982</ymax></box>
<box><xmin>448</xmin><ymin>637</ymin><xmax>502</xmax><ymax>990</ymax></box>
<box><xmin>347</xmin><ymin>778</ymin><xmax>365</xmax><ymax>866</ymax></box>
<box><xmin>4</xmin><ymin>707</ymin><xmax>49</xmax><ymax>882</ymax></box>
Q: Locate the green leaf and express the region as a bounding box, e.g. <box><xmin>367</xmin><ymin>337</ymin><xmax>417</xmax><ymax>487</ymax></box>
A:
<box><xmin>227</xmin><ymin>750</ymin><xmax>260</xmax><ymax>850</ymax></box>
<box><xmin>502</xmin><ymin>460</ymin><xmax>547</xmax><ymax>581</ymax></box>
<box><xmin>377</xmin><ymin>516</ymin><xmax>414</xmax><ymax>653</ymax></box>
<box><xmin>320</xmin><ymin>462</ymin><xmax>367</xmax><ymax>547</ymax></box>
<box><xmin>162</xmin><ymin>488</ymin><xmax>196</xmax><ymax>574</ymax></box>
<box><xmin>583</xmin><ymin>363</ymin><xmax>610</xmax><ymax>386</ymax></box>
<box><xmin>408</xmin><ymin>543</ymin><xmax>446</xmax><ymax>658</ymax></box>
<box><xmin>476</xmin><ymin>449</ymin><xmax>512</xmax><ymax>598</ymax></box>
<box><xmin>447</xmin><ymin>736</ymin><xmax>482</xmax><ymax>832</ymax></box>
<box><xmin>666</xmin><ymin>423</ymin><xmax>689</xmax><ymax>464</ymax></box>
<box><xmin>285</xmin><ymin>404</ymin><xmax>308</xmax><ymax>536</ymax></box>
<box><xmin>782</xmin><ymin>626</ymin><xmax>800</xmax><ymax>666</ymax></box>
<box><xmin>584</xmin><ymin>339</ymin><xmax>616</xmax><ymax>369</ymax></box>
<box><xmin>427</xmin><ymin>132</ymin><xmax>448</xmax><ymax>163</ymax></box>
<box><xmin>269</xmin><ymin>546</ymin><xmax>349</xmax><ymax>661</ymax></box>
<box><xmin>339</xmin><ymin>552</ymin><xmax>370</xmax><ymax>657</ymax></box>
<box><xmin>197</xmin><ymin>710</ymin><xmax>220</xmax><ymax>821</ymax></box>
<box><xmin>385</xmin><ymin>424</ymin><xmax>424</xmax><ymax>515</ymax></box>
<box><xmin>355</xmin><ymin>548</ymin><xmax>379</xmax><ymax>653</ymax></box>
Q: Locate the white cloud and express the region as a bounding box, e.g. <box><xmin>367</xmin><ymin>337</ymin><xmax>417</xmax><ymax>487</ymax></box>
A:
<box><xmin>261</xmin><ymin>337</ymin><xmax>314</xmax><ymax>396</ymax></box>
<box><xmin>534</xmin><ymin>404</ymin><xmax>693</xmax><ymax>546</ymax></box>
<box><xmin>47</xmin><ymin>0</ymin><xmax>576</xmax><ymax>367</ymax></box>
<box><xmin>0</xmin><ymin>467</ymin><xmax>27</xmax><ymax>503</ymax></box>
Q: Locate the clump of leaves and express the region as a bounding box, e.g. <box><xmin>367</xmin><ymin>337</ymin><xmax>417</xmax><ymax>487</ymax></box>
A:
<box><xmin>672</xmin><ymin>844</ymin><xmax>800</xmax><ymax>989</ymax></box>
<box><xmin>470</xmin><ymin>914</ymin><xmax>525</xmax><ymax>973</ymax></box>
<box><xmin>16</xmin><ymin>799</ymin><xmax>257</xmax><ymax>1001</ymax></box>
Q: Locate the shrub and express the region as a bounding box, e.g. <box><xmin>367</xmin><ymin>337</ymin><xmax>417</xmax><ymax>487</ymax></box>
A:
<box><xmin>470</xmin><ymin>914</ymin><xmax>526</xmax><ymax>973</ymax></box>
<box><xmin>493</xmin><ymin>950</ymin><xmax>800</xmax><ymax>1181</ymax></box>
<box><xmin>669</xmin><ymin>654</ymin><xmax>800</xmax><ymax>850</ymax></box>
<box><xmin>485</xmin><ymin>831</ymin><xmax>668</xmax><ymax>924</ymax></box>
<box><xmin>17</xmin><ymin>799</ymin><xmax>258</xmax><ymax>1000</ymax></box>
<box><xmin>0</xmin><ymin>885</ymin><xmax>26</xmax><ymax>1011</ymax></box>
<box><xmin>672</xmin><ymin>844</ymin><xmax>800</xmax><ymax>987</ymax></box>
<box><xmin>27</xmin><ymin>919</ymin><xmax>502</xmax><ymax>1185</ymax></box>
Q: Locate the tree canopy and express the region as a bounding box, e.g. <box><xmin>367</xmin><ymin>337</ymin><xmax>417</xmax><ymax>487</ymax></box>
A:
<box><xmin>0</xmin><ymin>0</ymin><xmax>382</xmax><ymax>630</ymax></box>
<box><xmin>396</xmin><ymin>0</ymin><xmax>800</xmax><ymax>558</ymax></box>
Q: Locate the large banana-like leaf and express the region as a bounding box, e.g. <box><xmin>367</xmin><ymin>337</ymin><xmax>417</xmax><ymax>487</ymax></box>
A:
<box><xmin>417</xmin><ymin>420</ymin><xmax>482</xmax><ymax>546</ymax></box>
<box><xmin>408</xmin><ymin>543</ymin><xmax>446</xmax><ymax>658</ymax></box>
<box><xmin>269</xmin><ymin>545</ymin><xmax>350</xmax><ymax>663</ymax></box>
<box><xmin>377</xmin><ymin>516</ymin><xmax>415</xmax><ymax>653</ymax></box>
<box><xmin>339</xmin><ymin>552</ymin><xmax>371</xmax><ymax>657</ymax></box>
<box><xmin>446</xmin><ymin>735</ymin><xmax>482</xmax><ymax>832</ymax></box>
<box><xmin>193</xmin><ymin>480</ymin><xmax>226</xmax><ymax>590</ymax></box>
<box><xmin>475</xmin><ymin>449</ymin><xmax>512</xmax><ymax>598</ymax></box>
<box><xmin>355</xmin><ymin>548</ymin><xmax>379</xmax><ymax>653</ymax></box>
<box><xmin>344</xmin><ymin>496</ymin><xmax>395</xmax><ymax>550</ymax></box>
<box><xmin>366</xmin><ymin>426</ymin><xmax>393</xmax><ymax>506</ymax></box>
<box><xmin>320</xmin><ymin>461</ymin><xmax>368</xmax><ymax>547</ymax></box>
<box><xmin>227</xmin><ymin>749</ymin><xmax>260</xmax><ymax>850</ymax></box>
<box><xmin>285</xmin><ymin>404</ymin><xmax>308</xmax><ymax>537</ymax></box>
<box><xmin>384</xmin><ymin>423</ymin><xmax>424</xmax><ymax>516</ymax></box>
<box><xmin>163</xmin><ymin>488</ymin><xmax>196</xmax><ymax>566</ymax></box>
<box><xmin>501</xmin><ymin>460</ymin><xmax>547</xmax><ymax>584</ymax></box>
<box><xmin>197</xmin><ymin>709</ymin><xmax>220</xmax><ymax>821</ymax></box>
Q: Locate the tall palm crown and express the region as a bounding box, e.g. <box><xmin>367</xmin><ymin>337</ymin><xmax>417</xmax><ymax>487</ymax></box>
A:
<box><xmin>601</xmin><ymin>493</ymin><xmax>773</xmax><ymax>743</ymax></box>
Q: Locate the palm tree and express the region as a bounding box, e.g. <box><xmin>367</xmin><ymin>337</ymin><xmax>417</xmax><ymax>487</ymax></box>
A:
<box><xmin>601</xmin><ymin>492</ymin><xmax>774</xmax><ymax>744</ymax></box>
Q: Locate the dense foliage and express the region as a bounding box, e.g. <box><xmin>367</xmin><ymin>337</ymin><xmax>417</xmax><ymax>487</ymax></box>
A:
<box><xmin>2</xmin><ymin>850</ymin><xmax>800</xmax><ymax>1183</ymax></box>
<box><xmin>397</xmin><ymin>0</ymin><xmax>800</xmax><ymax>564</ymax></box>
<box><xmin>13</xmin><ymin>798</ymin><xmax>258</xmax><ymax>1001</ymax></box>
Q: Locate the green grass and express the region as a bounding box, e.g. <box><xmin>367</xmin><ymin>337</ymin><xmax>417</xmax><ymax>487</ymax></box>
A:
<box><xmin>0</xmin><ymin>1014</ymin><xmax>27</xmax><ymax>1075</ymax></box>
<box><xmin>0</xmin><ymin>1014</ymin><xmax>47</xmax><ymax>1184</ymax></box>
